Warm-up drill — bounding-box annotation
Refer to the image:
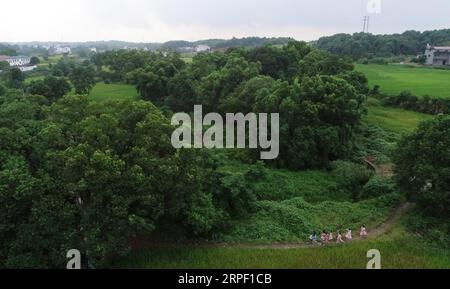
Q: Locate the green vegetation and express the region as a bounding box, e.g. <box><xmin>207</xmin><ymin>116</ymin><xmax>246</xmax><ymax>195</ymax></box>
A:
<box><xmin>366</xmin><ymin>99</ymin><xmax>434</xmax><ymax>134</ymax></box>
<box><xmin>394</xmin><ymin>116</ymin><xmax>450</xmax><ymax>249</ymax></box>
<box><xmin>27</xmin><ymin>76</ymin><xmax>71</xmax><ymax>102</ymax></box>
<box><xmin>38</xmin><ymin>55</ymin><xmax>80</xmax><ymax>68</ymax></box>
<box><xmin>316</xmin><ymin>29</ymin><xmax>450</xmax><ymax>60</ymax></box>
<box><xmin>24</xmin><ymin>75</ymin><xmax>45</xmax><ymax>84</ymax></box>
<box><xmin>1</xmin><ymin>37</ymin><xmax>449</xmax><ymax>269</ymax></box>
<box><xmin>116</xmin><ymin>225</ymin><xmax>450</xmax><ymax>269</ymax></box>
<box><xmin>215</xmin><ymin>158</ymin><xmax>400</xmax><ymax>244</ymax></box>
<box><xmin>356</xmin><ymin>64</ymin><xmax>450</xmax><ymax>99</ymax></box>
<box><xmin>89</xmin><ymin>82</ymin><xmax>138</xmax><ymax>102</ymax></box>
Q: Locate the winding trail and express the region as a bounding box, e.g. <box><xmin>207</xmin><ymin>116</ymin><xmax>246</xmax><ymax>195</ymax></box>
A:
<box><xmin>206</xmin><ymin>203</ymin><xmax>412</xmax><ymax>250</ymax></box>
<box><xmin>207</xmin><ymin>155</ymin><xmax>408</xmax><ymax>250</ymax></box>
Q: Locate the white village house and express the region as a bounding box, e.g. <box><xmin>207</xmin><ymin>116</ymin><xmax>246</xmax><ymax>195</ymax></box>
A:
<box><xmin>425</xmin><ymin>44</ymin><xmax>450</xmax><ymax>66</ymax></box>
<box><xmin>194</xmin><ymin>45</ymin><xmax>211</xmax><ymax>53</ymax></box>
<box><xmin>0</xmin><ymin>55</ymin><xmax>37</xmax><ymax>72</ymax></box>
<box><xmin>53</xmin><ymin>46</ymin><xmax>72</xmax><ymax>55</ymax></box>
<box><xmin>0</xmin><ymin>55</ymin><xmax>31</xmax><ymax>67</ymax></box>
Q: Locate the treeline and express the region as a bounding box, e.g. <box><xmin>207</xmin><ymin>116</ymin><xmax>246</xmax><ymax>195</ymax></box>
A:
<box><xmin>93</xmin><ymin>41</ymin><xmax>369</xmax><ymax>169</ymax></box>
<box><xmin>374</xmin><ymin>90</ymin><xmax>450</xmax><ymax>115</ymax></box>
<box><xmin>0</xmin><ymin>44</ymin><xmax>18</xmax><ymax>56</ymax></box>
<box><xmin>3</xmin><ymin>37</ymin><xmax>293</xmax><ymax>57</ymax></box>
<box><xmin>162</xmin><ymin>37</ymin><xmax>293</xmax><ymax>50</ymax></box>
<box><xmin>0</xmin><ymin>56</ymin><xmax>97</xmax><ymax>96</ymax></box>
<box><xmin>315</xmin><ymin>29</ymin><xmax>450</xmax><ymax>59</ymax></box>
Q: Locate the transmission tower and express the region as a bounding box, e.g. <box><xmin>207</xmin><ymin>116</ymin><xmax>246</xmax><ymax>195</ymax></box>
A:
<box><xmin>363</xmin><ymin>16</ymin><xmax>370</xmax><ymax>33</ymax></box>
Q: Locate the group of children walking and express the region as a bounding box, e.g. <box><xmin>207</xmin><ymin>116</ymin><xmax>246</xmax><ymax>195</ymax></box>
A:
<box><xmin>309</xmin><ymin>225</ymin><xmax>368</xmax><ymax>245</ymax></box>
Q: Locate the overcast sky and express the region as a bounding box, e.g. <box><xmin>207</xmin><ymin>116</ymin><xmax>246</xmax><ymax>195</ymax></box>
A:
<box><xmin>1</xmin><ymin>0</ymin><xmax>449</xmax><ymax>43</ymax></box>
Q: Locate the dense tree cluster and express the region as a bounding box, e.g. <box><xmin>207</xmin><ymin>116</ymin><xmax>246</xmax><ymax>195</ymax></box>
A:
<box><xmin>0</xmin><ymin>92</ymin><xmax>258</xmax><ymax>268</ymax></box>
<box><xmin>0</xmin><ymin>41</ymin><xmax>370</xmax><ymax>268</ymax></box>
<box><xmin>161</xmin><ymin>37</ymin><xmax>293</xmax><ymax>51</ymax></box>
<box><xmin>316</xmin><ymin>29</ymin><xmax>450</xmax><ymax>59</ymax></box>
<box><xmin>394</xmin><ymin>116</ymin><xmax>450</xmax><ymax>217</ymax></box>
<box><xmin>97</xmin><ymin>41</ymin><xmax>367</xmax><ymax>169</ymax></box>
<box><xmin>27</xmin><ymin>76</ymin><xmax>71</xmax><ymax>102</ymax></box>
<box><xmin>0</xmin><ymin>44</ymin><xmax>18</xmax><ymax>56</ymax></box>
<box><xmin>0</xmin><ymin>67</ymin><xmax>25</xmax><ymax>89</ymax></box>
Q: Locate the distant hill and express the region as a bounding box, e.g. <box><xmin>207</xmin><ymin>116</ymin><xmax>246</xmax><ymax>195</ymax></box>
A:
<box><xmin>0</xmin><ymin>44</ymin><xmax>18</xmax><ymax>56</ymax></box>
<box><xmin>315</xmin><ymin>29</ymin><xmax>450</xmax><ymax>59</ymax></box>
<box><xmin>161</xmin><ymin>37</ymin><xmax>293</xmax><ymax>50</ymax></box>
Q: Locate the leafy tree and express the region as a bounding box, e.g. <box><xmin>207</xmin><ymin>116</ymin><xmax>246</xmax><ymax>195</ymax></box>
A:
<box><xmin>134</xmin><ymin>55</ymin><xmax>185</xmax><ymax>104</ymax></box>
<box><xmin>0</xmin><ymin>91</ymin><xmax>257</xmax><ymax>268</ymax></box>
<box><xmin>251</xmin><ymin>75</ymin><xmax>365</xmax><ymax>169</ymax></box>
<box><xmin>394</xmin><ymin>116</ymin><xmax>450</xmax><ymax>217</ymax></box>
<box><xmin>51</xmin><ymin>59</ymin><xmax>77</xmax><ymax>77</ymax></box>
<box><xmin>0</xmin><ymin>84</ymin><xmax>5</xmax><ymax>96</ymax></box>
<box><xmin>1</xmin><ymin>67</ymin><xmax>25</xmax><ymax>89</ymax></box>
<box><xmin>30</xmin><ymin>56</ymin><xmax>40</xmax><ymax>65</ymax></box>
<box><xmin>27</xmin><ymin>76</ymin><xmax>71</xmax><ymax>102</ymax></box>
<box><xmin>69</xmin><ymin>65</ymin><xmax>96</xmax><ymax>94</ymax></box>
<box><xmin>166</xmin><ymin>52</ymin><xmax>227</xmax><ymax>112</ymax></box>
<box><xmin>0</xmin><ymin>61</ymin><xmax>9</xmax><ymax>71</ymax></box>
<box><xmin>195</xmin><ymin>55</ymin><xmax>261</xmax><ymax>112</ymax></box>
<box><xmin>166</xmin><ymin>69</ymin><xmax>198</xmax><ymax>112</ymax></box>
<box><xmin>340</xmin><ymin>71</ymin><xmax>369</xmax><ymax>95</ymax></box>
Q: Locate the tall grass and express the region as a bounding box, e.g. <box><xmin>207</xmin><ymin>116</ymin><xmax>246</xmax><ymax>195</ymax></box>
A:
<box><xmin>365</xmin><ymin>100</ymin><xmax>434</xmax><ymax>135</ymax></box>
<box><xmin>116</xmin><ymin>226</ymin><xmax>450</xmax><ymax>269</ymax></box>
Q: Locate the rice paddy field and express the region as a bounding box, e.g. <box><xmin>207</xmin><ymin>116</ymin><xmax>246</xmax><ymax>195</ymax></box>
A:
<box><xmin>355</xmin><ymin>64</ymin><xmax>450</xmax><ymax>99</ymax></box>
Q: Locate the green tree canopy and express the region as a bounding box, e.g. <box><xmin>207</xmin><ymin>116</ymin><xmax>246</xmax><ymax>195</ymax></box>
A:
<box><xmin>69</xmin><ymin>65</ymin><xmax>96</xmax><ymax>95</ymax></box>
<box><xmin>27</xmin><ymin>76</ymin><xmax>71</xmax><ymax>102</ymax></box>
<box><xmin>394</xmin><ymin>116</ymin><xmax>450</xmax><ymax>217</ymax></box>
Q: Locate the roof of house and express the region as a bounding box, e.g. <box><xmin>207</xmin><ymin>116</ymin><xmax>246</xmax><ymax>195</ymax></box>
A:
<box><xmin>0</xmin><ymin>55</ymin><xmax>30</xmax><ymax>60</ymax></box>
<box><xmin>9</xmin><ymin>56</ymin><xmax>30</xmax><ymax>59</ymax></box>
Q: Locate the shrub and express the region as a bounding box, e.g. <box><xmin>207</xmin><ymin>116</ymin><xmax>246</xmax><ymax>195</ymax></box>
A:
<box><xmin>331</xmin><ymin>161</ymin><xmax>373</xmax><ymax>201</ymax></box>
<box><xmin>405</xmin><ymin>208</ymin><xmax>450</xmax><ymax>249</ymax></box>
<box><xmin>360</xmin><ymin>176</ymin><xmax>395</xmax><ymax>199</ymax></box>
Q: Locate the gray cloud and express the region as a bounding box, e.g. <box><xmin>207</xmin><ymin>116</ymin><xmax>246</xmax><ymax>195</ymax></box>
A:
<box><xmin>1</xmin><ymin>0</ymin><xmax>449</xmax><ymax>42</ymax></box>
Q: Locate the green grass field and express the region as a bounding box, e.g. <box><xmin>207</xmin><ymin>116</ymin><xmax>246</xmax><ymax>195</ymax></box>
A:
<box><xmin>365</xmin><ymin>99</ymin><xmax>434</xmax><ymax>135</ymax></box>
<box><xmin>356</xmin><ymin>64</ymin><xmax>450</xmax><ymax>98</ymax></box>
<box><xmin>88</xmin><ymin>83</ymin><xmax>138</xmax><ymax>102</ymax></box>
<box><xmin>116</xmin><ymin>225</ymin><xmax>450</xmax><ymax>269</ymax></box>
<box><xmin>24</xmin><ymin>75</ymin><xmax>45</xmax><ymax>84</ymax></box>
